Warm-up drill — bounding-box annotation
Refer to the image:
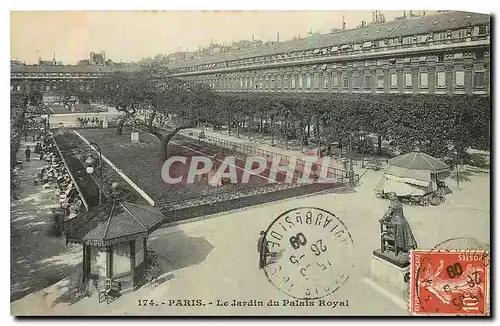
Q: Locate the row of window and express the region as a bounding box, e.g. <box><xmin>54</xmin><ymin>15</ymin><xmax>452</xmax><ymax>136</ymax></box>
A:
<box><xmin>10</xmin><ymin>83</ymin><xmax>93</xmax><ymax>92</ymax></box>
<box><xmin>174</xmin><ymin>24</ymin><xmax>490</xmax><ymax>74</ymax></box>
<box><xmin>185</xmin><ymin>69</ymin><xmax>487</xmax><ymax>91</ymax></box>
<box><xmin>10</xmin><ymin>72</ymin><xmax>102</xmax><ymax>78</ymax></box>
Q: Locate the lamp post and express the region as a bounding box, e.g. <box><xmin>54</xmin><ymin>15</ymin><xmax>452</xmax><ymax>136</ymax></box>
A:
<box><xmin>85</xmin><ymin>142</ymin><xmax>103</xmax><ymax>205</ymax></box>
<box><xmin>349</xmin><ymin>132</ymin><xmax>354</xmax><ymax>186</ymax></box>
<box><xmin>360</xmin><ymin>131</ymin><xmax>366</xmax><ymax>168</ymax></box>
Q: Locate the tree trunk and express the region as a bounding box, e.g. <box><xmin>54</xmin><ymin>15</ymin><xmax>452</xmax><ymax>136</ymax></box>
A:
<box><xmin>284</xmin><ymin>114</ymin><xmax>289</xmax><ymax>150</ymax></box>
<box><xmin>300</xmin><ymin>131</ymin><xmax>304</xmax><ymax>153</ymax></box>
<box><xmin>117</xmin><ymin>119</ymin><xmax>126</xmax><ymax>135</ymax></box>
<box><xmin>236</xmin><ymin>121</ymin><xmax>240</xmax><ymax>138</ymax></box>
<box><xmin>227</xmin><ymin>118</ymin><xmax>231</xmax><ymax>136</ymax></box>
<box><xmin>377</xmin><ymin>135</ymin><xmax>382</xmax><ymax>154</ymax></box>
<box><xmin>248</xmin><ymin>115</ymin><xmax>252</xmax><ymax>140</ymax></box>
<box><xmin>270</xmin><ymin>115</ymin><xmax>275</xmax><ymax>146</ymax></box>
<box><xmin>260</xmin><ymin>117</ymin><xmax>263</xmax><ymax>133</ymax></box>
<box><xmin>307</xmin><ymin>119</ymin><xmax>311</xmax><ymax>138</ymax></box>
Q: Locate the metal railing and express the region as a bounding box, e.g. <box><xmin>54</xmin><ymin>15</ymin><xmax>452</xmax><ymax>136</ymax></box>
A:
<box><xmin>178</xmin><ymin>130</ymin><xmax>359</xmax><ymax>185</ymax></box>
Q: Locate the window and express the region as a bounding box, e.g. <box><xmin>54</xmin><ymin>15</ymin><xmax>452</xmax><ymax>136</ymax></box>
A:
<box><xmin>476</xmin><ymin>51</ymin><xmax>484</xmax><ymax>59</ymax></box>
<box><xmin>90</xmin><ymin>247</ymin><xmax>107</xmax><ymax>277</ymax></box>
<box><xmin>420</xmin><ymin>72</ymin><xmax>428</xmax><ymax>88</ymax></box>
<box><xmin>249</xmin><ymin>79</ymin><xmax>253</xmax><ymax>88</ymax></box>
<box><xmin>323</xmin><ymin>75</ymin><xmax>329</xmax><ymax>89</ymax></box>
<box><xmin>284</xmin><ymin>75</ymin><xmax>289</xmax><ymax>89</ymax></box>
<box><xmin>405</xmin><ymin>73</ymin><xmax>412</xmax><ymax>87</ymax></box>
<box><xmin>333</xmin><ymin>76</ymin><xmax>339</xmax><ymax>87</ymax></box>
<box><xmin>458</xmin><ymin>29</ymin><xmax>466</xmax><ymax>39</ymax></box>
<box><xmin>277</xmin><ymin>76</ymin><xmax>282</xmax><ymax>89</ymax></box>
<box><xmin>313</xmin><ymin>73</ymin><xmax>320</xmax><ymax>88</ymax></box>
<box><xmin>352</xmin><ymin>74</ymin><xmax>360</xmax><ymax>88</ymax></box>
<box><xmin>474</xmin><ymin>71</ymin><xmax>485</xmax><ymax>88</ymax></box>
<box><xmin>343</xmin><ymin>75</ymin><xmax>349</xmax><ymax>88</ymax></box>
<box><xmin>437</xmin><ymin>54</ymin><xmax>445</xmax><ymax>62</ymax></box>
<box><xmin>390</xmin><ymin>73</ymin><xmax>398</xmax><ymax>87</ymax></box>
<box><xmin>306</xmin><ymin>74</ymin><xmax>311</xmax><ymax>89</ymax></box>
<box><xmin>271</xmin><ymin>77</ymin><xmax>275</xmax><ymax>89</ymax></box>
<box><xmin>112</xmin><ymin>242</ymin><xmax>131</xmax><ymax>276</ymax></box>
<box><xmin>377</xmin><ymin>75</ymin><xmax>384</xmax><ymax>88</ymax></box>
<box><xmin>478</xmin><ymin>25</ymin><xmax>487</xmax><ymax>35</ymax></box>
<box><xmin>135</xmin><ymin>239</ymin><xmax>144</xmax><ymax>267</ymax></box>
<box><xmin>364</xmin><ymin>75</ymin><xmax>372</xmax><ymax>89</ymax></box>
<box><xmin>298</xmin><ymin>75</ymin><xmax>303</xmax><ymax>88</ymax></box>
<box><xmin>291</xmin><ymin>75</ymin><xmax>296</xmax><ymax>88</ymax></box>
<box><xmin>455</xmin><ymin>71</ymin><xmax>464</xmax><ymax>87</ymax></box>
<box><xmin>437</xmin><ymin>72</ymin><xmax>446</xmax><ymax>88</ymax></box>
<box><xmin>240</xmin><ymin>79</ymin><xmax>243</xmax><ymax>89</ymax></box>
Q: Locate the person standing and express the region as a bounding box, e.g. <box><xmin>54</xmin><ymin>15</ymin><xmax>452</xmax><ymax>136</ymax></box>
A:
<box><xmin>25</xmin><ymin>145</ymin><xmax>31</xmax><ymax>162</ymax></box>
<box><xmin>257</xmin><ymin>231</ymin><xmax>269</xmax><ymax>269</ymax></box>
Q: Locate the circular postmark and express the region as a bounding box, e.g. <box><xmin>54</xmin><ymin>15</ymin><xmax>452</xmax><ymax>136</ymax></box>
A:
<box><xmin>413</xmin><ymin>237</ymin><xmax>490</xmax><ymax>315</ymax></box>
<box><xmin>262</xmin><ymin>207</ymin><xmax>354</xmax><ymax>300</ymax></box>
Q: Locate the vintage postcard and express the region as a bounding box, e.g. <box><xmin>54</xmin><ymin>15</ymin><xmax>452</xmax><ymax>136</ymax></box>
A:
<box><xmin>10</xmin><ymin>9</ymin><xmax>491</xmax><ymax>316</ymax></box>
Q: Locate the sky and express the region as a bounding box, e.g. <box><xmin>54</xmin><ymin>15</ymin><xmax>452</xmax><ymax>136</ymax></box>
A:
<box><xmin>11</xmin><ymin>10</ymin><xmax>434</xmax><ymax>64</ymax></box>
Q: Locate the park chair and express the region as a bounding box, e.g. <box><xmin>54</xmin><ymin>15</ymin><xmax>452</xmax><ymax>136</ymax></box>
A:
<box><xmin>380</xmin><ymin>220</ymin><xmax>399</xmax><ymax>256</ymax></box>
<box><xmin>98</xmin><ymin>279</ymin><xmax>121</xmax><ymax>304</ymax></box>
<box><xmin>144</xmin><ymin>249</ymin><xmax>161</xmax><ymax>288</ymax></box>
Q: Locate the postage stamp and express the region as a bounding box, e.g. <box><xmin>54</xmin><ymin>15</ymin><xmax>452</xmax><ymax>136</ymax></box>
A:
<box><xmin>262</xmin><ymin>207</ymin><xmax>355</xmax><ymax>300</ymax></box>
<box><xmin>410</xmin><ymin>249</ymin><xmax>489</xmax><ymax>316</ymax></box>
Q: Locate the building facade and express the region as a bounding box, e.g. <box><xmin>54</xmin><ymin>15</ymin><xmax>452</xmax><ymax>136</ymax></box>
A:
<box><xmin>10</xmin><ymin>11</ymin><xmax>490</xmax><ymax>98</ymax></box>
<box><xmin>168</xmin><ymin>11</ymin><xmax>490</xmax><ymax>97</ymax></box>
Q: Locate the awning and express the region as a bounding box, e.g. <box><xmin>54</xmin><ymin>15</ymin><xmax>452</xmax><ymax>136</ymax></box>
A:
<box><xmin>374</xmin><ymin>176</ymin><xmax>427</xmax><ymax>197</ymax></box>
<box><xmin>385</xmin><ymin>166</ymin><xmax>431</xmax><ymax>183</ymax></box>
<box><xmin>385</xmin><ymin>173</ymin><xmax>429</xmax><ymax>187</ymax></box>
<box><xmin>388</xmin><ymin>151</ymin><xmax>449</xmax><ymax>172</ymax></box>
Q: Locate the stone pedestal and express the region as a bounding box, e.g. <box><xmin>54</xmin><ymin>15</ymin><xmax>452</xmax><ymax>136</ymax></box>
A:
<box><xmin>131</xmin><ymin>132</ymin><xmax>140</xmax><ymax>143</ymax></box>
<box><xmin>369</xmin><ymin>249</ymin><xmax>410</xmax><ymax>302</ymax></box>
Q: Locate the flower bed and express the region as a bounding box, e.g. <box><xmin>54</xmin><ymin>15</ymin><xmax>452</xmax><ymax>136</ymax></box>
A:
<box><xmin>75</xmin><ymin>127</ymin><xmax>345</xmax><ymax>221</ymax></box>
<box><xmin>52</xmin><ymin>130</ymin><xmax>144</xmax><ymax>209</ymax></box>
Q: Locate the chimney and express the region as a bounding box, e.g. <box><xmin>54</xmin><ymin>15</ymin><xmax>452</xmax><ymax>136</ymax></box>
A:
<box><xmin>252</xmin><ymin>34</ymin><xmax>255</xmax><ymax>43</ymax></box>
<box><xmin>277</xmin><ymin>32</ymin><xmax>280</xmax><ymax>43</ymax></box>
<box><xmin>342</xmin><ymin>15</ymin><xmax>346</xmax><ymax>30</ymax></box>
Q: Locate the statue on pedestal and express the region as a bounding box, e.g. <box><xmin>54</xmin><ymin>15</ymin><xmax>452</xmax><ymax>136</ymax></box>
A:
<box><xmin>376</xmin><ymin>192</ymin><xmax>418</xmax><ymax>267</ymax></box>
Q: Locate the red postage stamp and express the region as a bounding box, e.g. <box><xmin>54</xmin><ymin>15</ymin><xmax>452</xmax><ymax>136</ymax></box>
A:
<box><xmin>410</xmin><ymin>249</ymin><xmax>489</xmax><ymax>316</ymax></box>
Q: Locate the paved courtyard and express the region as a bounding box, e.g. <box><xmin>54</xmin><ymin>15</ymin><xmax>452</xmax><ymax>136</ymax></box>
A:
<box><xmin>11</xmin><ymin>159</ymin><xmax>489</xmax><ymax>315</ymax></box>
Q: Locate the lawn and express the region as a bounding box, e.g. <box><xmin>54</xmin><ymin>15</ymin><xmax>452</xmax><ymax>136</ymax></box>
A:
<box><xmin>76</xmin><ymin>127</ymin><xmax>341</xmax><ymax>213</ymax></box>
<box><xmin>77</xmin><ymin>128</ymin><xmax>280</xmax><ymax>207</ymax></box>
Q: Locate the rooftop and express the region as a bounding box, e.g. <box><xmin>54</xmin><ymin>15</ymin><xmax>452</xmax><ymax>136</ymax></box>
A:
<box><xmin>64</xmin><ymin>201</ymin><xmax>166</xmax><ymax>246</ymax></box>
<box><xmin>166</xmin><ymin>11</ymin><xmax>490</xmax><ymax>70</ymax></box>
